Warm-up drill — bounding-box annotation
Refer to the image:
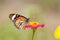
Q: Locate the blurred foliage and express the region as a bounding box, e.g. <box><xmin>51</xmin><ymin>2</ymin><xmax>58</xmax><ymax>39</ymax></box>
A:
<box><xmin>0</xmin><ymin>20</ymin><xmax>33</xmax><ymax>40</ymax></box>
<box><xmin>33</xmin><ymin>28</ymin><xmax>47</xmax><ymax>40</ymax></box>
<box><xmin>24</xmin><ymin>5</ymin><xmax>44</xmax><ymax>23</ymax></box>
<box><xmin>38</xmin><ymin>0</ymin><xmax>60</xmax><ymax>12</ymax></box>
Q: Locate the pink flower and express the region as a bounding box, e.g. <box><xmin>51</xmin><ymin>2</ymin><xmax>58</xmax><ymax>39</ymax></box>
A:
<box><xmin>24</xmin><ymin>24</ymin><xmax>31</xmax><ymax>28</ymax></box>
<box><xmin>38</xmin><ymin>24</ymin><xmax>45</xmax><ymax>28</ymax></box>
<box><xmin>24</xmin><ymin>22</ymin><xmax>45</xmax><ymax>29</ymax></box>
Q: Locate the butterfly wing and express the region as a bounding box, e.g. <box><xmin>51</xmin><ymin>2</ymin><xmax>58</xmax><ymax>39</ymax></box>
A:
<box><xmin>14</xmin><ymin>18</ymin><xmax>27</xmax><ymax>29</ymax></box>
<box><xmin>9</xmin><ymin>14</ymin><xmax>29</xmax><ymax>29</ymax></box>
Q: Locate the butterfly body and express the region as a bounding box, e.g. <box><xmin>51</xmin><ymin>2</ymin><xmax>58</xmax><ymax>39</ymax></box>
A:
<box><xmin>9</xmin><ymin>14</ymin><xmax>29</xmax><ymax>29</ymax></box>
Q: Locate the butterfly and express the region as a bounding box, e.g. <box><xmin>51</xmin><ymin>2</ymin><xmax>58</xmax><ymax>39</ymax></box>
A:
<box><xmin>9</xmin><ymin>13</ymin><xmax>29</xmax><ymax>29</ymax></box>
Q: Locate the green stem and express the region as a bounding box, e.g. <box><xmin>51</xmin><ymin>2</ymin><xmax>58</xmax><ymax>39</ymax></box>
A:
<box><xmin>32</xmin><ymin>29</ymin><xmax>36</xmax><ymax>40</ymax></box>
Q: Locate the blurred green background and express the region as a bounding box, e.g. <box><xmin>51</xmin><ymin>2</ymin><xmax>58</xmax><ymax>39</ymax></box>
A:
<box><xmin>0</xmin><ymin>0</ymin><xmax>60</xmax><ymax>40</ymax></box>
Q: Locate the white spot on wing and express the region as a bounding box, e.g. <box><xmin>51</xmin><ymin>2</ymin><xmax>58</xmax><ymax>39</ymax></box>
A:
<box><xmin>12</xmin><ymin>14</ymin><xmax>16</xmax><ymax>21</ymax></box>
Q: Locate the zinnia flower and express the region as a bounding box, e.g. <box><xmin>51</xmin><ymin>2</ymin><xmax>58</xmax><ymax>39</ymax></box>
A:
<box><xmin>24</xmin><ymin>21</ymin><xmax>45</xmax><ymax>29</ymax></box>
